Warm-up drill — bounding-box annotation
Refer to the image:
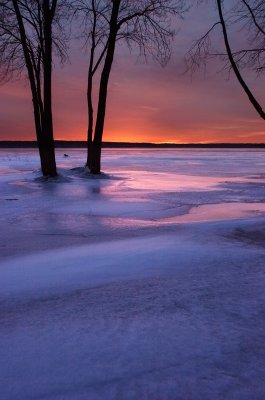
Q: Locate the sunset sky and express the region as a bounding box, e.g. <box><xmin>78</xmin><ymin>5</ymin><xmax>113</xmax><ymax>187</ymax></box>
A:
<box><xmin>0</xmin><ymin>4</ymin><xmax>264</xmax><ymax>144</ymax></box>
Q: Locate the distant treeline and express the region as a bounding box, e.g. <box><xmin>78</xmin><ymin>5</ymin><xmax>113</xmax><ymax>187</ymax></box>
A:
<box><xmin>0</xmin><ymin>141</ymin><xmax>265</xmax><ymax>149</ymax></box>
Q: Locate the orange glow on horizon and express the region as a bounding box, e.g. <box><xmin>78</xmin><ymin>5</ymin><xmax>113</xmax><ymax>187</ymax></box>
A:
<box><xmin>53</xmin><ymin>119</ymin><xmax>265</xmax><ymax>144</ymax></box>
<box><xmin>54</xmin><ymin>128</ymin><xmax>265</xmax><ymax>144</ymax></box>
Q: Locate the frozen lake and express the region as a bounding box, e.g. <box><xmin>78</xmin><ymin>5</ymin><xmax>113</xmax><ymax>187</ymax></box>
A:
<box><xmin>0</xmin><ymin>148</ymin><xmax>265</xmax><ymax>399</ymax></box>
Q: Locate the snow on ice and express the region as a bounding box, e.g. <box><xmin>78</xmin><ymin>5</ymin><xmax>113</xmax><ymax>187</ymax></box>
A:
<box><xmin>0</xmin><ymin>148</ymin><xmax>265</xmax><ymax>400</ymax></box>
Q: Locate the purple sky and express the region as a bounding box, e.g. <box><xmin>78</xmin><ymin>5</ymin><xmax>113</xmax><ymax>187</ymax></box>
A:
<box><xmin>0</xmin><ymin>3</ymin><xmax>264</xmax><ymax>143</ymax></box>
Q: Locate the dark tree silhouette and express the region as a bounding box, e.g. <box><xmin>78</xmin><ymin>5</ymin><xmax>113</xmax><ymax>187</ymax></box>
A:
<box><xmin>0</xmin><ymin>0</ymin><xmax>68</xmax><ymax>176</ymax></box>
<box><xmin>186</xmin><ymin>0</ymin><xmax>265</xmax><ymax>120</ymax></box>
<box><xmin>75</xmin><ymin>0</ymin><xmax>187</xmax><ymax>174</ymax></box>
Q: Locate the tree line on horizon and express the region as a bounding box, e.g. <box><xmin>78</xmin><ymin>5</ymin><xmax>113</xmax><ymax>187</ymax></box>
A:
<box><xmin>0</xmin><ymin>0</ymin><xmax>264</xmax><ymax>177</ymax></box>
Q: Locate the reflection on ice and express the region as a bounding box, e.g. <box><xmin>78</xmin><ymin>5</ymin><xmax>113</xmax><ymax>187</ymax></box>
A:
<box><xmin>0</xmin><ymin>148</ymin><xmax>265</xmax><ymax>255</ymax></box>
<box><xmin>100</xmin><ymin>202</ymin><xmax>265</xmax><ymax>229</ymax></box>
<box><xmin>122</xmin><ymin>171</ymin><xmax>243</xmax><ymax>192</ymax></box>
<box><xmin>169</xmin><ymin>202</ymin><xmax>265</xmax><ymax>223</ymax></box>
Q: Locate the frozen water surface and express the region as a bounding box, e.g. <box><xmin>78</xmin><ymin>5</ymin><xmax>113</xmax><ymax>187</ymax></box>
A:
<box><xmin>0</xmin><ymin>148</ymin><xmax>265</xmax><ymax>399</ymax></box>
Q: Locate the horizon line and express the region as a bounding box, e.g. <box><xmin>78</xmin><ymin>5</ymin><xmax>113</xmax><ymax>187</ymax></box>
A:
<box><xmin>0</xmin><ymin>140</ymin><xmax>265</xmax><ymax>148</ymax></box>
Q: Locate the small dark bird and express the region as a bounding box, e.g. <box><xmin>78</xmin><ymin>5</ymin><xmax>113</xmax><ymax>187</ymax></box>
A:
<box><xmin>64</xmin><ymin>154</ymin><xmax>69</xmax><ymax>157</ymax></box>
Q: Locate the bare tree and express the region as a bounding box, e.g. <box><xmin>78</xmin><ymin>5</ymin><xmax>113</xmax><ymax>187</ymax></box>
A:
<box><xmin>186</xmin><ymin>0</ymin><xmax>265</xmax><ymax>120</ymax></box>
<box><xmin>0</xmin><ymin>0</ymin><xmax>68</xmax><ymax>176</ymax></box>
<box><xmin>75</xmin><ymin>0</ymin><xmax>187</xmax><ymax>174</ymax></box>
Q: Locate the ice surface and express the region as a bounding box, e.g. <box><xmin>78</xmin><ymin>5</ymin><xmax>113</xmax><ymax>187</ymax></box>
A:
<box><xmin>0</xmin><ymin>148</ymin><xmax>265</xmax><ymax>399</ymax></box>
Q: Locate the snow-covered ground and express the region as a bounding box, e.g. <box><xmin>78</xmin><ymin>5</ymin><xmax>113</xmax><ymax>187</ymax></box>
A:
<box><xmin>0</xmin><ymin>148</ymin><xmax>265</xmax><ymax>399</ymax></box>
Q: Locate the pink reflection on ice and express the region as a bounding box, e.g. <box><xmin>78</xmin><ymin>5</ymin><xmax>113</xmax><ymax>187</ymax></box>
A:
<box><xmin>102</xmin><ymin>202</ymin><xmax>265</xmax><ymax>228</ymax></box>
<box><xmin>171</xmin><ymin>202</ymin><xmax>265</xmax><ymax>223</ymax></box>
<box><xmin>121</xmin><ymin>171</ymin><xmax>262</xmax><ymax>192</ymax></box>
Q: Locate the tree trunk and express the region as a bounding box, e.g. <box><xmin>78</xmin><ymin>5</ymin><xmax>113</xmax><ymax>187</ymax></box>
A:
<box><xmin>86</xmin><ymin>52</ymin><xmax>95</xmax><ymax>169</ymax></box>
<box><xmin>86</xmin><ymin>1</ymin><xmax>97</xmax><ymax>170</ymax></box>
<box><xmin>12</xmin><ymin>0</ymin><xmax>57</xmax><ymax>176</ymax></box>
<box><xmin>217</xmin><ymin>0</ymin><xmax>265</xmax><ymax>120</ymax></box>
<box><xmin>86</xmin><ymin>80</ymin><xmax>94</xmax><ymax>169</ymax></box>
<box><xmin>42</xmin><ymin>0</ymin><xmax>57</xmax><ymax>177</ymax></box>
<box><xmin>90</xmin><ymin>142</ymin><xmax>102</xmax><ymax>174</ymax></box>
<box><xmin>90</xmin><ymin>0</ymin><xmax>121</xmax><ymax>174</ymax></box>
<box><xmin>31</xmin><ymin>97</ymin><xmax>47</xmax><ymax>174</ymax></box>
<box><xmin>12</xmin><ymin>0</ymin><xmax>57</xmax><ymax>177</ymax></box>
